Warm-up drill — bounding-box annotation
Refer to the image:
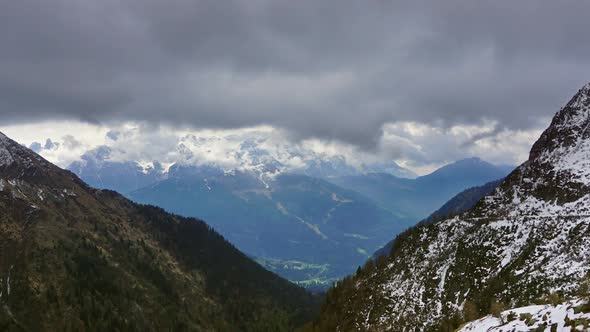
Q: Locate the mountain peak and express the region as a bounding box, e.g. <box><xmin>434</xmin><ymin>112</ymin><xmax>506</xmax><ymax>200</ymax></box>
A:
<box><xmin>516</xmin><ymin>83</ymin><xmax>590</xmax><ymax>200</ymax></box>
<box><xmin>529</xmin><ymin>83</ymin><xmax>590</xmax><ymax>162</ymax></box>
<box><xmin>0</xmin><ymin>132</ymin><xmax>15</xmax><ymax>167</ymax></box>
<box><xmin>442</xmin><ymin>157</ymin><xmax>489</xmax><ymax>169</ymax></box>
<box><xmin>0</xmin><ymin>132</ymin><xmax>83</xmax><ymax>190</ymax></box>
<box><xmin>455</xmin><ymin>157</ymin><xmax>484</xmax><ymax>164</ymax></box>
<box><xmin>470</xmin><ymin>83</ymin><xmax>590</xmax><ymax>216</ymax></box>
<box><xmin>0</xmin><ymin>131</ymin><xmax>13</xmax><ymax>147</ymax></box>
<box><xmin>421</xmin><ymin>157</ymin><xmax>500</xmax><ymax>180</ymax></box>
<box><xmin>0</xmin><ymin>131</ymin><xmax>43</xmax><ymax>169</ymax></box>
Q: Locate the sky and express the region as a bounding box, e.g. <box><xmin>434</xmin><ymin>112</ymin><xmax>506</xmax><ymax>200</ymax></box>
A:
<box><xmin>1</xmin><ymin>0</ymin><xmax>589</xmax><ymax>174</ymax></box>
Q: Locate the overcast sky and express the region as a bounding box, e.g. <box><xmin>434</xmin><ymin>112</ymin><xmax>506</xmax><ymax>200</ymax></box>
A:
<box><xmin>1</xmin><ymin>0</ymin><xmax>589</xmax><ymax>173</ymax></box>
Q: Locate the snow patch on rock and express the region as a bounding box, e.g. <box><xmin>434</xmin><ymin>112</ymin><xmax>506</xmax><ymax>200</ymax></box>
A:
<box><xmin>459</xmin><ymin>299</ymin><xmax>590</xmax><ymax>332</ymax></box>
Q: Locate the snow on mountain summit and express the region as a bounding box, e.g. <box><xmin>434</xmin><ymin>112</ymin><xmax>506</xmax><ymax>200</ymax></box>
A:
<box><xmin>476</xmin><ymin>83</ymin><xmax>590</xmax><ymax>217</ymax></box>
<box><xmin>531</xmin><ymin>83</ymin><xmax>590</xmax><ymax>185</ymax></box>
<box><xmin>61</xmin><ymin>130</ymin><xmax>418</xmax><ymax>193</ymax></box>
<box><xmin>0</xmin><ymin>132</ymin><xmax>15</xmax><ymax>167</ymax></box>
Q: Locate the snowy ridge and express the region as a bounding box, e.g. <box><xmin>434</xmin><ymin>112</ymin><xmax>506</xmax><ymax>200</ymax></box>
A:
<box><xmin>536</xmin><ymin>83</ymin><xmax>590</xmax><ymax>186</ymax></box>
<box><xmin>533</xmin><ymin>83</ymin><xmax>590</xmax><ymax>185</ymax></box>
<box><xmin>0</xmin><ymin>131</ymin><xmax>46</xmax><ymax>170</ymax></box>
<box><xmin>350</xmin><ymin>213</ymin><xmax>590</xmax><ymax>330</ymax></box>
<box><xmin>0</xmin><ymin>132</ymin><xmax>15</xmax><ymax>167</ymax></box>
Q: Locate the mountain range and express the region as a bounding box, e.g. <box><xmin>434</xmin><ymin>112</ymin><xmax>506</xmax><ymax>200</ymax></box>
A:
<box><xmin>61</xmin><ymin>132</ymin><xmax>418</xmax><ymax>197</ymax></box>
<box><xmin>67</xmin><ymin>150</ymin><xmax>510</xmax><ymax>289</ymax></box>
<box><xmin>0</xmin><ymin>132</ymin><xmax>318</xmax><ymax>331</ymax></box>
<box><xmin>303</xmin><ymin>83</ymin><xmax>590</xmax><ymax>331</ymax></box>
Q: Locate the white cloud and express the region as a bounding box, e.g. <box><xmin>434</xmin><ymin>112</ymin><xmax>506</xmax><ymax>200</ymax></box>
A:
<box><xmin>379</xmin><ymin>121</ymin><xmax>542</xmax><ymax>174</ymax></box>
<box><xmin>0</xmin><ymin>119</ymin><xmax>542</xmax><ymax>175</ymax></box>
<box><xmin>0</xmin><ymin>121</ymin><xmax>109</xmax><ymax>166</ymax></box>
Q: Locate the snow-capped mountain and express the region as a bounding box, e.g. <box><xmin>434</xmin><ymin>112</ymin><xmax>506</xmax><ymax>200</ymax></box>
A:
<box><xmin>303</xmin><ymin>84</ymin><xmax>590</xmax><ymax>331</ymax></box>
<box><xmin>68</xmin><ymin>146</ymin><xmax>167</xmax><ymax>194</ymax></box>
<box><xmin>62</xmin><ymin>131</ymin><xmax>416</xmax><ymax>194</ymax></box>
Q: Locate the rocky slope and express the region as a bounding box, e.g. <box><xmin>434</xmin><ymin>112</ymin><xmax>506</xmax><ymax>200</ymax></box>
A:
<box><xmin>0</xmin><ymin>132</ymin><xmax>318</xmax><ymax>331</ymax></box>
<box><xmin>303</xmin><ymin>84</ymin><xmax>590</xmax><ymax>331</ymax></box>
<box><xmin>458</xmin><ymin>299</ymin><xmax>590</xmax><ymax>332</ymax></box>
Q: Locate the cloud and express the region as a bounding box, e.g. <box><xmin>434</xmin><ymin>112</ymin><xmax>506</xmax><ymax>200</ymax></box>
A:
<box><xmin>0</xmin><ymin>0</ymin><xmax>588</xmax><ymax>149</ymax></box>
<box><xmin>379</xmin><ymin>121</ymin><xmax>541</xmax><ymax>174</ymax></box>
<box><xmin>1</xmin><ymin>120</ymin><xmax>540</xmax><ymax>175</ymax></box>
<box><xmin>0</xmin><ymin>121</ymin><xmax>109</xmax><ymax>166</ymax></box>
<box><xmin>61</xmin><ymin>135</ymin><xmax>83</xmax><ymax>150</ymax></box>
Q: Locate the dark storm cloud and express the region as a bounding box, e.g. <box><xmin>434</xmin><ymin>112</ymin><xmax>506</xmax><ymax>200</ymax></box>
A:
<box><xmin>1</xmin><ymin>0</ymin><xmax>589</xmax><ymax>147</ymax></box>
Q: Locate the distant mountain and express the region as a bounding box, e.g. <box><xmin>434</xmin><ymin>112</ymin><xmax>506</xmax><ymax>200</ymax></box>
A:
<box><xmin>63</xmin><ymin>132</ymin><xmax>416</xmax><ymax>195</ymax></box>
<box><xmin>303</xmin><ymin>83</ymin><xmax>590</xmax><ymax>331</ymax></box>
<box><xmin>373</xmin><ymin>179</ymin><xmax>503</xmax><ymax>258</ymax></box>
<box><xmin>329</xmin><ymin>157</ymin><xmax>513</xmax><ymax>222</ymax></box>
<box><xmin>128</xmin><ymin>167</ymin><xmax>410</xmax><ymax>289</ymax></box>
<box><xmin>68</xmin><ymin>146</ymin><xmax>166</xmax><ymax>194</ymax></box>
<box><xmin>296</xmin><ymin>157</ymin><xmax>416</xmax><ymax>179</ymax></box>
<box><xmin>360</xmin><ymin>161</ymin><xmax>417</xmax><ymax>179</ymax></box>
<box><xmin>0</xmin><ymin>132</ymin><xmax>318</xmax><ymax>331</ymax></box>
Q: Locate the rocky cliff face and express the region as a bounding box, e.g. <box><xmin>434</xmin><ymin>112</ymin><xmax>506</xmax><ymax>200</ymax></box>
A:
<box><xmin>303</xmin><ymin>84</ymin><xmax>590</xmax><ymax>332</ymax></box>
